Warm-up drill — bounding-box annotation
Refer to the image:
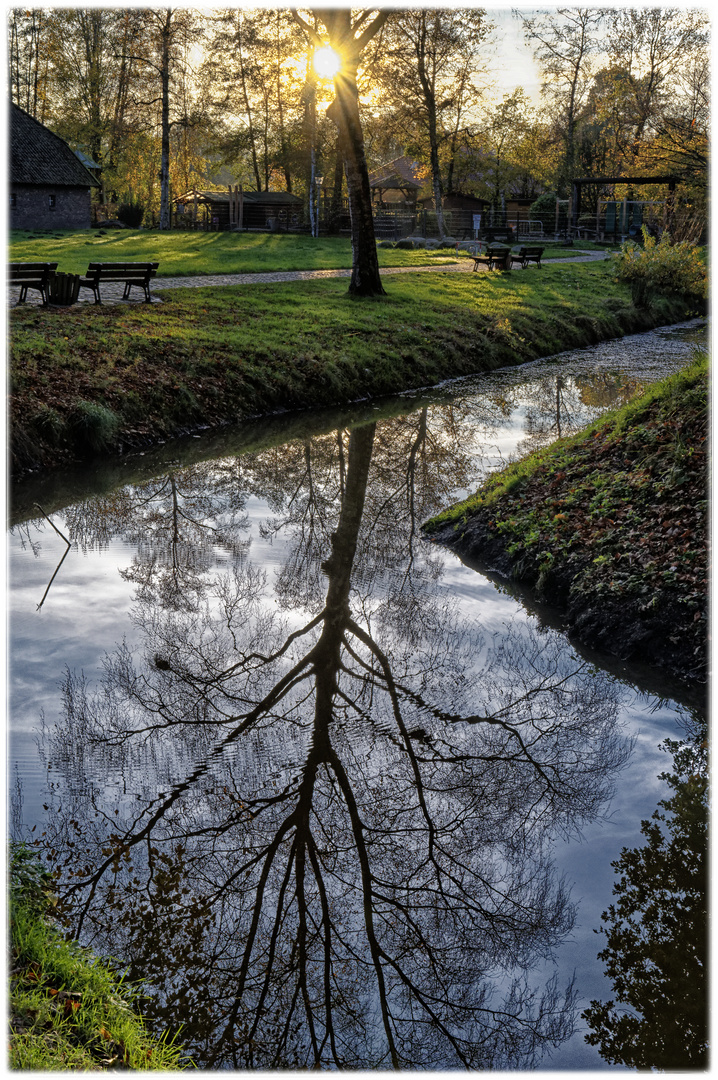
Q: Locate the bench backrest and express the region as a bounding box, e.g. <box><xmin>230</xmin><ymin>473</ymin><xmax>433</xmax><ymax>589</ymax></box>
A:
<box><xmin>518</xmin><ymin>247</ymin><xmax>544</xmax><ymax>256</ymax></box>
<box><xmin>86</xmin><ymin>262</ymin><xmax>158</xmax><ymax>273</ymax></box>
<box><xmin>8</xmin><ymin>261</ymin><xmax>58</xmax><ymax>277</ymax></box>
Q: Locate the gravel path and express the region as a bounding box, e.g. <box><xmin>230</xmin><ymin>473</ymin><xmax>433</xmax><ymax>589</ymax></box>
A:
<box><xmin>8</xmin><ymin>250</ymin><xmax>609</xmax><ymax>307</ymax></box>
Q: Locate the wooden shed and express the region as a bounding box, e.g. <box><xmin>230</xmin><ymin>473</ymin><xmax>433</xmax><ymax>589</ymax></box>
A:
<box><xmin>10</xmin><ymin>102</ymin><xmax>100</xmax><ymax>230</ymax></box>
<box><xmin>417</xmin><ymin>192</ymin><xmax>488</xmax><ymax>213</ymax></box>
<box><xmin>175</xmin><ymin>188</ymin><xmax>304</xmax><ymax>231</ymax></box>
<box><xmin>369</xmin><ymin>156</ymin><xmax>424</xmax><ymax>205</ymax></box>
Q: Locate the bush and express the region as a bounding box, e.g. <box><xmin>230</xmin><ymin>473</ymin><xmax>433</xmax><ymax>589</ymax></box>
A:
<box><xmin>117</xmin><ymin>200</ymin><xmax>145</xmax><ymax>228</ymax></box>
<box><xmin>69</xmin><ymin>400</ymin><xmax>120</xmax><ymax>453</ymax></box>
<box><xmin>9</xmin><ymin>841</ymin><xmax>55</xmax><ymax>913</ymax></box>
<box><xmin>615</xmin><ymin>228</ymin><xmax>707</xmax><ymax>309</ymax></box>
<box><xmin>530</xmin><ymin>192</ymin><xmax>567</xmax><ymax>234</ymax></box>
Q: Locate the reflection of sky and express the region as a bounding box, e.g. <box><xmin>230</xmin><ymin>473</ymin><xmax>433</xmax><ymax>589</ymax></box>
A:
<box><xmin>8</xmin><ymin>508</ymin><xmax>689</xmax><ymax>1072</ymax></box>
<box><xmin>8</xmin><ymin>336</ymin><xmax>702</xmax><ymax>1071</ymax></box>
<box><xmin>9</xmin><ymin>525</ymin><xmax>140</xmax><ymax>825</ymax></box>
<box><xmin>546</xmin><ymin>698</ymin><xmax>683</xmax><ymax>1070</ymax></box>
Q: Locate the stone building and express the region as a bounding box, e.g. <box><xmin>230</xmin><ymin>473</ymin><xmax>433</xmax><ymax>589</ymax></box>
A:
<box><xmin>9</xmin><ymin>102</ymin><xmax>99</xmax><ymax>230</ymax></box>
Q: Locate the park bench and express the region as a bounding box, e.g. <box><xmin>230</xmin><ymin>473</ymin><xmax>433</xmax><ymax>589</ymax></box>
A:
<box><xmin>78</xmin><ymin>262</ymin><xmax>159</xmax><ymax>304</ymax></box>
<box><xmin>8</xmin><ymin>262</ymin><xmax>58</xmax><ymax>305</ymax></box>
<box><xmin>472</xmin><ymin>246</ymin><xmax>510</xmax><ymax>272</ymax></box>
<box><xmin>511</xmin><ymin>245</ymin><xmax>544</xmax><ymax>269</ymax></box>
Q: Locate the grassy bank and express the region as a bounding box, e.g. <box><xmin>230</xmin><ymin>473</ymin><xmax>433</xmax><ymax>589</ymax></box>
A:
<box><xmin>10</xmin><ymin>259</ymin><xmax>697</xmax><ymax>478</ymax></box>
<box><xmin>424</xmin><ymin>354</ymin><xmax>708</xmax><ymax>683</ymax></box>
<box><xmin>9</xmin><ymin>842</ymin><xmax>189</xmax><ymax>1070</ymax></box>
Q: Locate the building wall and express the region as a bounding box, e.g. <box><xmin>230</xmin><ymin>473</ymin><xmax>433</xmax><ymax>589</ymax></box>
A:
<box><xmin>10</xmin><ymin>184</ymin><xmax>92</xmax><ymax>230</ymax></box>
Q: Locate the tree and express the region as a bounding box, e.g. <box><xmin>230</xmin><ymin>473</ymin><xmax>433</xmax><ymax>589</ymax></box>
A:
<box><xmin>37</xmin><ymin>9</ymin><xmax>131</xmax><ymax>179</ymax></box>
<box><xmin>516</xmin><ymin>7</ymin><xmax>604</xmax><ymax>193</ymax></box>
<box><xmin>130</xmin><ymin>9</ymin><xmax>201</xmax><ymax>230</ymax></box>
<box><xmin>582</xmin><ymin>725</ymin><xmax>708</xmax><ymax>1070</ymax></box>
<box><xmin>292</xmin><ymin>9</ymin><xmax>391</xmax><ymax>296</ymax></box>
<box><xmin>604</xmin><ymin>8</ymin><xmax>709</xmax><ymax>149</ymax></box>
<box><xmin>383</xmin><ymin>9</ymin><xmax>490</xmax><ymax>239</ymax></box>
<box><xmin>8</xmin><ymin>8</ymin><xmax>51</xmax><ymax>121</ymax></box>
<box><xmin>482</xmin><ymin>89</ymin><xmax>535</xmax><ymax>210</ymax></box>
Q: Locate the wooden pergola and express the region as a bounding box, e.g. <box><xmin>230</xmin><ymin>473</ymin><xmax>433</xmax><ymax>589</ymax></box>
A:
<box><xmin>570</xmin><ymin>175</ymin><xmax>679</xmax><ymax>233</ymax></box>
<box><xmin>369</xmin><ymin>156</ymin><xmax>422</xmax><ymax>206</ymax></box>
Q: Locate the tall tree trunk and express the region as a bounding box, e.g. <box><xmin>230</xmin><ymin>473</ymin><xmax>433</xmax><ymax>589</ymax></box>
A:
<box><xmin>427</xmin><ymin>108</ymin><xmax>446</xmax><ymax>239</ymax></box>
<box><xmin>326</xmin><ymin>49</ymin><xmax>384</xmax><ymax>296</ymax></box>
<box><xmin>329</xmin><ymin>135</ymin><xmax>344</xmax><ymax>234</ymax></box>
<box><xmin>276</xmin><ymin>63</ymin><xmax>292</xmax><ymax>193</ymax></box>
<box><xmin>293</xmin><ymin>7</ymin><xmax>387</xmax><ymax>295</ymax></box>
<box><xmin>306</xmin><ymin>76</ymin><xmax>319</xmax><ymax>237</ymax></box>
<box><xmin>159</xmin><ymin>12</ymin><xmax>171</xmax><ymax>230</ymax></box>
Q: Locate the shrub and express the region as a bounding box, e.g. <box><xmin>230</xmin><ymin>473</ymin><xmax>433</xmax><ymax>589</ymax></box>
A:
<box><xmin>117</xmin><ymin>199</ymin><xmax>145</xmax><ymax>228</ymax></box>
<box><xmin>615</xmin><ymin>228</ymin><xmax>707</xmax><ymax>309</ymax></box>
<box><xmin>31</xmin><ymin>405</ymin><xmax>64</xmax><ymax>445</ymax></box>
<box><xmin>9</xmin><ymin>841</ymin><xmax>55</xmax><ymax>913</ymax></box>
<box><xmin>69</xmin><ymin>400</ymin><xmax>120</xmax><ymax>453</ymax></box>
<box><xmin>530</xmin><ymin>192</ymin><xmax>567</xmax><ymax>234</ymax></box>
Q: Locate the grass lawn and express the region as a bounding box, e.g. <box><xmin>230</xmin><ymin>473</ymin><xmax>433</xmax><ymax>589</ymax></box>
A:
<box><xmin>9</xmin><ymin>228</ymin><xmax>471</xmax><ymax>276</ymax></box>
<box><xmin>8</xmin><ymin>228</ymin><xmax>615</xmax><ymax>277</ymax></box>
<box><xmin>10</xmin><ymin>843</ymin><xmax>188</xmax><ymax>1070</ymax></box>
<box><xmin>10</xmin><ymin>258</ymin><xmax>695</xmax><ymax>478</ymax></box>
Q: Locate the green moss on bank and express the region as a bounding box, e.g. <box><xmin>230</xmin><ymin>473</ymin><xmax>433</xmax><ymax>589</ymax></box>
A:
<box><xmin>10</xmin><ymin>261</ymin><xmax>698</xmax><ymax>478</ymax></box>
<box><xmin>9</xmin><ymin>842</ymin><xmax>190</xmax><ymax>1071</ymax></box>
<box><xmin>424</xmin><ymin>354</ymin><xmax>708</xmax><ymax>682</ymax></box>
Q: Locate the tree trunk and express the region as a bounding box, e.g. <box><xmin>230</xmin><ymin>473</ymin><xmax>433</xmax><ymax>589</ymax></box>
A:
<box><xmin>159</xmin><ymin>13</ymin><xmax>171</xmax><ymax>230</ymax></box>
<box><xmin>329</xmin><ymin>136</ymin><xmax>344</xmax><ymax>234</ymax></box>
<box><xmin>326</xmin><ymin>54</ymin><xmax>384</xmax><ymax>296</ymax></box>
<box><xmin>236</xmin><ymin>14</ymin><xmax>262</xmax><ymax>192</ymax></box>
<box><xmin>428</xmin><ymin>125</ymin><xmax>446</xmax><ymax>239</ymax></box>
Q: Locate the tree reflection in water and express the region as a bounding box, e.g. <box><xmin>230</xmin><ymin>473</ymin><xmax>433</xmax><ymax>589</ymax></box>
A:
<box><xmin>35</xmin><ymin>415</ymin><xmax>630</xmax><ymax>1069</ymax></box>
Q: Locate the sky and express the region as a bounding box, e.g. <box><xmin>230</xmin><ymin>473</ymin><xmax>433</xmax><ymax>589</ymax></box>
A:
<box><xmin>486</xmin><ymin>8</ymin><xmax>544</xmax><ymax>105</ymax></box>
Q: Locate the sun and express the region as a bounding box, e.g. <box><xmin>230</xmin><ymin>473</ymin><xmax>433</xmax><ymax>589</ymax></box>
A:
<box><xmin>313</xmin><ymin>46</ymin><xmax>341</xmax><ymax>79</ymax></box>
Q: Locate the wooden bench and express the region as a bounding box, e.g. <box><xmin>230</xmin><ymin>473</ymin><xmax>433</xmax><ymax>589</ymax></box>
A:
<box><xmin>472</xmin><ymin>246</ymin><xmax>510</xmax><ymax>272</ymax></box>
<box><xmin>8</xmin><ymin>262</ymin><xmax>58</xmax><ymax>305</ymax></box>
<box><xmin>78</xmin><ymin>262</ymin><xmax>159</xmax><ymax>304</ymax></box>
<box><xmin>511</xmin><ymin>245</ymin><xmax>544</xmax><ymax>269</ymax></box>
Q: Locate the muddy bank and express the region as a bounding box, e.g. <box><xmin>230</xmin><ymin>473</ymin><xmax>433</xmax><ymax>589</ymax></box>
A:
<box><xmin>424</xmin><ymin>357</ymin><xmax>708</xmax><ymax>686</ymax></box>
<box><xmin>427</xmin><ymin>512</ymin><xmax>705</xmax><ymax>685</ymax></box>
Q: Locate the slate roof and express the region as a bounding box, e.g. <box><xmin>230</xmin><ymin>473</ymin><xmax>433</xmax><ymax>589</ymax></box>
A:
<box><xmin>369</xmin><ymin>156</ymin><xmax>423</xmax><ymax>191</ymax></box>
<box><xmin>10</xmin><ymin>102</ymin><xmax>100</xmax><ymax>187</ymax></box>
<box><xmin>74</xmin><ymin>148</ymin><xmax>101</xmax><ymax>171</ymax></box>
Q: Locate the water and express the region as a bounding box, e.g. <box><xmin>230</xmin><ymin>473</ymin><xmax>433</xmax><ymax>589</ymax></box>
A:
<box><xmin>9</xmin><ymin>320</ymin><xmax>707</xmax><ymax>1070</ymax></box>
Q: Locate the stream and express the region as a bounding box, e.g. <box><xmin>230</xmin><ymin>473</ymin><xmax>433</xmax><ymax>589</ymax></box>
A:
<box><xmin>9</xmin><ymin>318</ymin><xmax>707</xmax><ymax>1070</ymax></box>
